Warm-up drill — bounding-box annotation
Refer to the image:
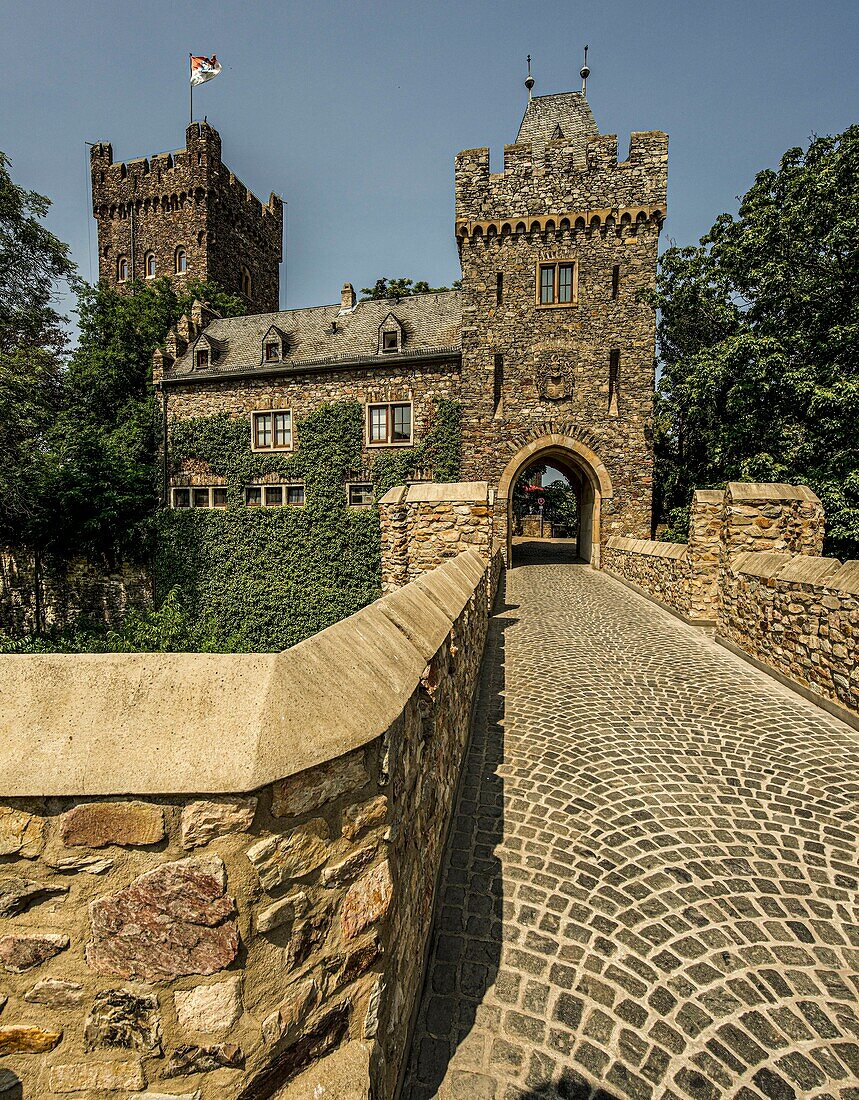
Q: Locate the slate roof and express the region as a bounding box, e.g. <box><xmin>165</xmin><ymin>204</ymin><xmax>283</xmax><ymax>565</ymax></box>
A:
<box><xmin>516</xmin><ymin>92</ymin><xmax>599</xmax><ymax>165</ymax></box>
<box><xmin>167</xmin><ymin>290</ymin><xmax>462</xmax><ymax>380</ymax></box>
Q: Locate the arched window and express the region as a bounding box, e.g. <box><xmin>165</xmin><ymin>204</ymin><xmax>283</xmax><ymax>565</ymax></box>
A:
<box><xmin>117</xmin><ymin>256</ymin><xmax>128</xmax><ymax>282</ymax></box>
<box><xmin>175</xmin><ymin>247</ymin><xmax>187</xmax><ymax>274</ymax></box>
<box><xmin>241</xmin><ymin>266</ymin><xmax>252</xmax><ymax>299</ymax></box>
<box><xmin>145</xmin><ymin>252</ymin><xmax>156</xmax><ymax>278</ymax></box>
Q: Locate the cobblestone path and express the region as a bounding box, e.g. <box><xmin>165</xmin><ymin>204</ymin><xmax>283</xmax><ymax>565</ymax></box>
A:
<box><xmin>404</xmin><ymin>542</ymin><xmax>859</xmax><ymax>1100</ymax></box>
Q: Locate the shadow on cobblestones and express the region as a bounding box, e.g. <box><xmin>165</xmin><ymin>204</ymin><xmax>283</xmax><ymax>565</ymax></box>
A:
<box><xmin>510</xmin><ymin>538</ymin><xmax>582</xmax><ymax>569</ymax></box>
<box><xmin>403</xmin><ymin>577</ymin><xmax>517</xmax><ymax>1099</ymax></box>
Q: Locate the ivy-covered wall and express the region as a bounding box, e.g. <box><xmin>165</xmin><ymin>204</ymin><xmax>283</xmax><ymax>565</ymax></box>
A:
<box><xmin>155</xmin><ymin>399</ymin><xmax>461</xmax><ymax>650</ymax></box>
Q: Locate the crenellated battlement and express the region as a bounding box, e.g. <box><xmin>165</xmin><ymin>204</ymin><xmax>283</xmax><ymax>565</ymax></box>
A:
<box><xmin>455</xmin><ymin>130</ymin><xmax>668</xmax><ymax>225</ymax></box>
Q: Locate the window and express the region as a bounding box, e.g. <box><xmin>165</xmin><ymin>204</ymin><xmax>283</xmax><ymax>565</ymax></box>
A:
<box><xmin>175</xmin><ymin>247</ymin><xmax>187</xmax><ymax>274</ymax></box>
<box><xmin>241</xmin><ymin>266</ymin><xmax>252</xmax><ymax>298</ymax></box>
<box><xmin>264</xmin><ymin>341</ymin><xmax>280</xmax><ymax>363</ymax></box>
<box><xmin>145</xmin><ymin>252</ymin><xmax>156</xmax><ymax>278</ymax></box>
<box><xmin>246</xmin><ymin>483</ymin><xmax>305</xmax><ymax>508</ymax></box>
<box><xmin>252</xmin><ymin>410</ymin><xmax>293</xmax><ymax>451</ymax></box>
<box><xmin>367</xmin><ymin>402</ymin><xmax>412</xmax><ymax>445</ymax></box>
<box><xmin>496</xmin><ymin>272</ymin><xmax>503</xmax><ymax>305</ymax></box>
<box><xmin>612</xmin><ymin>264</ymin><xmax>620</xmax><ymax>300</ymax></box>
<box><xmin>195</xmin><ymin>348</ymin><xmax>209</xmax><ymax>370</ymax></box>
<box><xmin>117</xmin><ymin>256</ymin><xmax>128</xmax><ymax>282</ymax></box>
<box><xmin>348</xmin><ymin>483</ymin><xmax>375</xmax><ymax>507</ymax></box>
<box><xmin>609</xmin><ymin>349</ymin><xmax>620</xmax><ymax>413</ymax></box>
<box><xmin>493</xmin><ymin>354</ymin><xmax>503</xmax><ymax>414</ymax></box>
<box><xmin>381</xmin><ymin>331</ymin><xmax>399</xmax><ymax>353</ymax></box>
<box><xmin>170</xmin><ymin>486</ymin><xmax>227</xmax><ymax>509</ymax></box>
<box><xmin>536</xmin><ymin>261</ymin><xmax>577</xmax><ymax>306</ymax></box>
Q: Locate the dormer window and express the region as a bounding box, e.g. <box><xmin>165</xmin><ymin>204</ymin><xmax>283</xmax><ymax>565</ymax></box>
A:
<box><xmin>196</xmin><ymin>348</ymin><xmax>209</xmax><ymax>370</ymax></box>
<box><xmin>175</xmin><ymin>247</ymin><xmax>187</xmax><ymax>274</ymax></box>
<box><xmin>117</xmin><ymin>256</ymin><xmax>128</xmax><ymax>282</ymax></box>
<box><xmin>378</xmin><ymin>312</ymin><xmax>403</xmax><ymax>355</ymax></box>
<box><xmin>145</xmin><ymin>252</ymin><xmax>156</xmax><ymax>278</ymax></box>
<box><xmin>261</xmin><ymin>326</ymin><xmax>287</xmax><ymax>364</ymax></box>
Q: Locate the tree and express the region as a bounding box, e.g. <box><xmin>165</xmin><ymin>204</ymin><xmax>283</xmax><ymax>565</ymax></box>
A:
<box><xmin>649</xmin><ymin>126</ymin><xmax>859</xmax><ymax>556</ymax></box>
<box><xmin>360</xmin><ymin>276</ymin><xmax>461</xmax><ymax>300</ymax></box>
<box><xmin>51</xmin><ymin>278</ymin><xmax>246</xmax><ymax>562</ymax></box>
<box><xmin>0</xmin><ymin>152</ymin><xmax>74</xmax><ymax>552</ymax></box>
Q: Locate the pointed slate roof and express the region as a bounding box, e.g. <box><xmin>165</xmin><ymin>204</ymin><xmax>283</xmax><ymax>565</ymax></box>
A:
<box><xmin>516</xmin><ymin>91</ymin><xmax>599</xmax><ymax>165</ymax></box>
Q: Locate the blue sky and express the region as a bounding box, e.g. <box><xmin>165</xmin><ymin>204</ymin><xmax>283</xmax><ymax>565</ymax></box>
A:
<box><xmin>2</xmin><ymin>0</ymin><xmax>857</xmax><ymax>324</ymax></box>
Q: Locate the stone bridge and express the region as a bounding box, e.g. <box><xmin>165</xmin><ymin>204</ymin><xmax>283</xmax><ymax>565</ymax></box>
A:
<box><xmin>0</xmin><ymin>483</ymin><xmax>856</xmax><ymax>1099</ymax></box>
<box><xmin>405</xmin><ymin>541</ymin><xmax>859</xmax><ymax>1100</ymax></box>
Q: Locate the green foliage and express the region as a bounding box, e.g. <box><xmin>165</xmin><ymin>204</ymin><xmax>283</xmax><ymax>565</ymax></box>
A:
<box><xmin>360</xmin><ymin>276</ymin><xmax>461</xmax><ymax>300</ymax></box>
<box><xmin>48</xmin><ymin>278</ymin><xmax>245</xmax><ymax>563</ymax></box>
<box><xmin>0</xmin><ymin>152</ymin><xmax>74</xmax><ymax>553</ymax></box>
<box><xmin>0</xmin><ymin>587</ymin><xmax>226</xmax><ymax>653</ymax></box>
<box><xmin>649</xmin><ymin>126</ymin><xmax>859</xmax><ymax>557</ymax></box>
<box><xmin>511</xmin><ymin>465</ymin><xmax>578</xmax><ymax>532</ymax></box>
<box><xmin>155</xmin><ymin>398</ymin><xmax>462</xmax><ymax>651</ymax></box>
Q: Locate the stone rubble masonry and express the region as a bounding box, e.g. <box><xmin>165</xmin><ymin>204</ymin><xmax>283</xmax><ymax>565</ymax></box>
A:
<box><xmin>456</xmin><ymin>128</ymin><xmax>668</xmax><ymax>553</ymax></box>
<box><xmin>603</xmin><ymin>481</ymin><xmax>858</xmax><ymax>721</ymax></box>
<box><xmin>378</xmin><ymin>481</ymin><xmax>494</xmax><ymax>592</ymax></box>
<box><xmin>0</xmin><ymin>550</ymin><xmax>489</xmax><ymax>1098</ymax></box>
<box><xmin>91</xmin><ymin>123</ymin><xmax>282</xmax><ymax>314</ymax></box>
<box><xmin>0</xmin><ymin>549</ymin><xmax>151</xmax><ymax>636</ymax></box>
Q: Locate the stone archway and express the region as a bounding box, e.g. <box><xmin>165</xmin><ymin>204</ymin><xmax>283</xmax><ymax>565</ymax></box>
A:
<box><xmin>497</xmin><ymin>434</ymin><xmax>613</xmax><ymax>567</ymax></box>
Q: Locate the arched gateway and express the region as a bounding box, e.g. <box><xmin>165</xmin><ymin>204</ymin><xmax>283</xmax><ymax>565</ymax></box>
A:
<box><xmin>497</xmin><ymin>434</ymin><xmax>613</xmax><ymax>567</ymax></box>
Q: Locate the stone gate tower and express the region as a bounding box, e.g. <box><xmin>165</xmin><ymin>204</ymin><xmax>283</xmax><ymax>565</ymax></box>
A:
<box><xmin>455</xmin><ymin>88</ymin><xmax>668</xmax><ymax>557</ymax></box>
<box><xmin>90</xmin><ymin>122</ymin><xmax>282</xmax><ymax>313</ymax></box>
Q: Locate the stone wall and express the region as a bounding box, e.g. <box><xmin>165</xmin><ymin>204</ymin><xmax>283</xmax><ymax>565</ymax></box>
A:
<box><xmin>602</xmin><ymin>536</ymin><xmax>694</xmax><ymax>616</ymax></box>
<box><xmin>0</xmin><ymin>551</ymin><xmax>489</xmax><ymax>1098</ymax></box>
<box><xmin>378</xmin><ymin>482</ymin><xmax>493</xmax><ymax>592</ymax></box>
<box><xmin>0</xmin><ymin>551</ymin><xmax>151</xmax><ymax>636</ymax></box>
<box><xmin>720</xmin><ymin>482</ymin><xmax>824</xmax><ymax>557</ymax></box>
<box><xmin>719</xmin><ymin>553</ymin><xmax>859</xmax><ymax>719</ymax></box>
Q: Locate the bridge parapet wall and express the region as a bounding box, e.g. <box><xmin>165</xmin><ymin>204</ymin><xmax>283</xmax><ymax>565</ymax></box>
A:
<box><xmin>719</xmin><ymin>552</ymin><xmax>859</xmax><ymax>721</ymax></box>
<box><xmin>0</xmin><ymin>551</ymin><xmax>490</xmax><ymax>1099</ymax></box>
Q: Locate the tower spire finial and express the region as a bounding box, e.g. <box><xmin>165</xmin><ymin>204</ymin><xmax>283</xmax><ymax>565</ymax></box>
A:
<box><xmin>525</xmin><ymin>54</ymin><xmax>535</xmax><ymax>101</ymax></box>
<box><xmin>580</xmin><ymin>44</ymin><xmax>590</xmax><ymax>97</ymax></box>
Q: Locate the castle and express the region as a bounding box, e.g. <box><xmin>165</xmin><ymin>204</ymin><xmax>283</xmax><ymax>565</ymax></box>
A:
<box><xmin>93</xmin><ymin>80</ymin><xmax>668</xmax><ymax>563</ymax></box>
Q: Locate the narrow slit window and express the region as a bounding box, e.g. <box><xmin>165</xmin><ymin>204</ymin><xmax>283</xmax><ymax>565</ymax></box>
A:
<box><xmin>612</xmin><ymin>265</ymin><xmax>620</xmax><ymax>300</ymax></box>
<box><xmin>609</xmin><ymin>349</ymin><xmax>620</xmax><ymax>411</ymax></box>
<box><xmin>496</xmin><ymin>272</ymin><xmax>503</xmax><ymax>305</ymax></box>
<box><xmin>493</xmin><ymin>354</ymin><xmax>503</xmax><ymax>414</ymax></box>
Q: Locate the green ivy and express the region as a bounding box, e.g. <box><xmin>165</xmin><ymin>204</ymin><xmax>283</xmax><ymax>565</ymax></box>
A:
<box><xmin>154</xmin><ymin>398</ymin><xmax>461</xmax><ymax>651</ymax></box>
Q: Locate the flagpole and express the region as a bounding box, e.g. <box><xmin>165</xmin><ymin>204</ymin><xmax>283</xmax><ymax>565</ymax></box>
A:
<box><xmin>189</xmin><ymin>54</ymin><xmax>193</xmax><ymax>124</ymax></box>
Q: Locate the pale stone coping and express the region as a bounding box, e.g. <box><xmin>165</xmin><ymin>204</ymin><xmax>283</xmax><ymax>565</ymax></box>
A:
<box><xmin>605</xmin><ymin>536</ymin><xmax>688</xmax><ymax>561</ymax></box>
<box><xmin>693</xmin><ymin>489</ymin><xmax>725</xmax><ymax>505</ymax></box>
<box><xmin>727</xmin><ymin>481</ymin><xmax>820</xmax><ymax>504</ymax></box>
<box><xmin>378</xmin><ymin>481</ymin><xmax>489</xmax><ymax>505</ymax></box>
<box><xmin>274</xmin><ymin>1040</ymin><xmax>371</xmax><ymax>1098</ymax></box>
<box><xmin>0</xmin><ymin>551</ymin><xmax>487</xmax><ymax>798</ymax></box>
<box><xmin>732</xmin><ymin>551</ymin><xmax>859</xmax><ymax>594</ymax></box>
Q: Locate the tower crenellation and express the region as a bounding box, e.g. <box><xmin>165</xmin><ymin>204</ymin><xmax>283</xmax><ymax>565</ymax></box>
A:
<box><xmin>90</xmin><ymin>122</ymin><xmax>282</xmax><ymax>313</ymax></box>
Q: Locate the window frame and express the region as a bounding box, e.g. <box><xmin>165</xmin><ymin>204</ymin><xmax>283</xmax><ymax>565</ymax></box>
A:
<box><xmin>381</xmin><ymin>330</ymin><xmax>400</xmax><ymax>354</ymax></box>
<box><xmin>535</xmin><ymin>259</ymin><xmax>578</xmax><ymax>308</ymax></box>
<box><xmin>347</xmin><ymin>482</ymin><xmax>375</xmax><ymax>508</ymax></box>
<box><xmin>170</xmin><ymin>485</ymin><xmax>227</xmax><ymax>509</ymax></box>
<box><xmin>264</xmin><ymin>340</ymin><xmax>281</xmax><ymax>363</ymax></box>
<box><xmin>195</xmin><ymin>347</ymin><xmax>210</xmax><ymax>371</ymax></box>
<box><xmin>175</xmin><ymin>247</ymin><xmax>187</xmax><ymax>274</ymax></box>
<box><xmin>246</xmin><ymin>482</ymin><xmax>305</xmax><ymax>508</ymax></box>
<box><xmin>117</xmin><ymin>256</ymin><xmax>129</xmax><ymax>282</ymax></box>
<box><xmin>250</xmin><ymin>409</ymin><xmax>294</xmax><ymax>453</ymax></box>
<box><xmin>145</xmin><ymin>252</ymin><xmax>156</xmax><ymax>279</ymax></box>
<box><xmin>366</xmin><ymin>401</ymin><xmax>413</xmax><ymax>447</ymax></box>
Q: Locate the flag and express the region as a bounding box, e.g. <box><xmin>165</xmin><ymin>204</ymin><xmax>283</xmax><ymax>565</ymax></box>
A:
<box><xmin>190</xmin><ymin>55</ymin><xmax>221</xmax><ymax>86</ymax></box>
